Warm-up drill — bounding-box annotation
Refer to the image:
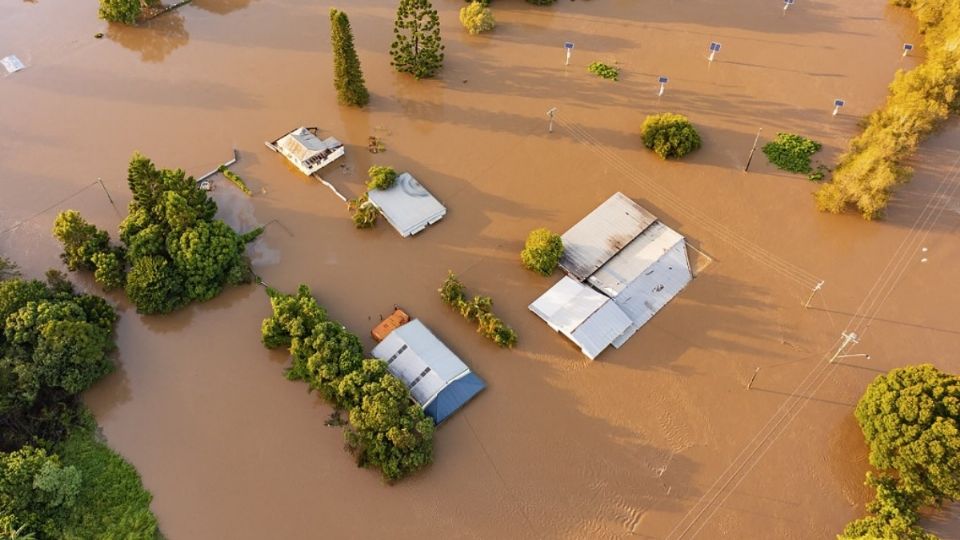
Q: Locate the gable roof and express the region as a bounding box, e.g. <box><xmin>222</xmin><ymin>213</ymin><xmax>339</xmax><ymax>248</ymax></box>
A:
<box><xmin>276</xmin><ymin>127</ymin><xmax>339</xmax><ymax>162</ymax></box>
<box><xmin>559</xmin><ymin>192</ymin><xmax>657</xmax><ymax>282</ymax></box>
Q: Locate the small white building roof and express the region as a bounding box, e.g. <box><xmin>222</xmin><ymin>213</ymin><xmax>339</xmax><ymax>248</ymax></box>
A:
<box><xmin>529</xmin><ymin>276</ymin><xmax>633</xmax><ymax>360</ymax></box>
<box><xmin>559</xmin><ymin>192</ymin><xmax>657</xmax><ymax>282</ymax></box>
<box><xmin>276</xmin><ymin>127</ymin><xmax>340</xmax><ymax>163</ymax></box>
<box><xmin>367</xmin><ymin>173</ymin><xmax>446</xmax><ymax>238</ymax></box>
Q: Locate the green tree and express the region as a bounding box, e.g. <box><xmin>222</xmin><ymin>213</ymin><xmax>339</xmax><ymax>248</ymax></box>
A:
<box><xmin>521</xmin><ymin>228</ymin><xmax>563</xmax><ymax>276</ymax></box>
<box><xmin>168</xmin><ymin>220</ymin><xmax>248</xmax><ymax>303</ymax></box>
<box><xmin>367</xmin><ymin>166</ymin><xmax>398</xmax><ymax>190</ymax></box>
<box><xmin>390</xmin><ymin>0</ymin><xmax>445</xmax><ymax>79</ymax></box>
<box><xmin>641</xmin><ymin>113</ymin><xmax>702</xmax><ymax>160</ymax></box>
<box><xmin>261</xmin><ymin>285</ymin><xmax>329</xmax><ymax>350</ymax></box>
<box><xmin>839</xmin><ymin>474</ymin><xmax>936</xmax><ymax>540</ymax></box>
<box><xmin>123</xmin><ymin>255</ymin><xmax>183</xmax><ymax>315</ymax></box>
<box><xmin>855</xmin><ymin>364</ymin><xmax>960</xmax><ymax>504</ymax></box>
<box><xmin>51</xmin><ymin>212</ymin><xmax>111</xmax><ymax>272</ymax></box>
<box><xmin>90</xmin><ymin>251</ymin><xmax>125</xmax><ymax>291</ymax></box>
<box><xmin>459</xmin><ymin>1</ymin><xmax>495</xmax><ymax>35</ymax></box>
<box><xmin>438</xmin><ymin>271</ymin><xmax>466</xmax><ymax>306</ymax></box>
<box><xmin>0</xmin><ymin>446</ymin><xmax>80</xmax><ymax>537</ymax></box>
<box><xmin>97</xmin><ymin>0</ymin><xmax>143</xmax><ymax>24</ymax></box>
<box><xmin>330</xmin><ymin>9</ymin><xmax>370</xmax><ymax>107</ymax></box>
<box><xmin>288</xmin><ymin>321</ymin><xmax>364</xmax><ymax>402</ymax></box>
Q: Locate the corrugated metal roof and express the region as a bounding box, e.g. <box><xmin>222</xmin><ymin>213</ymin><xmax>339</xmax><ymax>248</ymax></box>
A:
<box><xmin>367</xmin><ymin>173</ymin><xmax>446</xmax><ymax>238</ymax></box>
<box><xmin>371</xmin><ymin>319</ymin><xmax>470</xmax><ymax>407</ymax></box>
<box><xmin>588</xmin><ymin>222</ymin><xmax>686</xmax><ymax>296</ymax></box>
<box><xmin>528</xmin><ymin>277</ymin><xmax>633</xmax><ymax>360</ymax></box>
<box><xmin>559</xmin><ymin>192</ymin><xmax>657</xmax><ymax>282</ymax></box>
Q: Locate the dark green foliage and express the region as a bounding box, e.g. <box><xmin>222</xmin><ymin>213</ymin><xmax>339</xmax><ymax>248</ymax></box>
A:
<box><xmin>588</xmin><ymin>62</ymin><xmax>619</xmax><ymax>81</ymax></box>
<box><xmin>855</xmin><ymin>364</ymin><xmax>960</xmax><ymax>504</ymax></box>
<box><xmin>816</xmin><ymin>0</ymin><xmax>960</xmax><ymax>219</ymax></box>
<box><xmin>762</xmin><ymin>132</ymin><xmax>823</xmax><ymax>175</ymax></box>
<box><xmin>260</xmin><ymin>286</ymin><xmax>434</xmax><ymax>481</ymax></box>
<box><xmin>0</xmin><ymin>277</ymin><xmax>116</xmax><ymax>450</ymax></box>
<box><xmin>97</xmin><ymin>0</ymin><xmax>142</xmax><ymax>24</ymax></box>
<box><xmin>367</xmin><ymin>166</ymin><xmax>398</xmax><ymax>191</ymax></box>
<box><xmin>330</xmin><ymin>9</ymin><xmax>370</xmax><ymax>107</ymax></box>
<box><xmin>438</xmin><ymin>272</ymin><xmax>517</xmax><ymax>348</ymax></box>
<box><xmin>520</xmin><ymin>228</ymin><xmax>563</xmax><ymax>276</ymax></box>
<box><xmin>0</xmin><ymin>446</ymin><xmax>80</xmax><ymax>537</ymax></box>
<box><xmin>839</xmin><ymin>474</ymin><xmax>936</xmax><ymax>540</ymax></box>
<box><xmin>390</xmin><ymin>0</ymin><xmax>445</xmax><ymax>79</ymax></box>
<box><xmin>53</xmin><ymin>153</ymin><xmax>257</xmax><ymax>314</ymax></box>
<box><xmin>641</xmin><ymin>113</ymin><xmax>702</xmax><ymax>160</ymax></box>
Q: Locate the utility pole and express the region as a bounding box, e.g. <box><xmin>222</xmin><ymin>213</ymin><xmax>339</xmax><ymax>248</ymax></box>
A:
<box><xmin>744</xmin><ymin>128</ymin><xmax>762</xmax><ymax>172</ymax></box>
<box><xmin>547</xmin><ymin>107</ymin><xmax>557</xmax><ymax>133</ymax></box>
<box><xmin>97</xmin><ymin>177</ymin><xmax>121</xmax><ymax>217</ymax></box>
<box><xmin>746</xmin><ymin>367</ymin><xmax>760</xmax><ymax>389</ymax></box>
<box><xmin>829</xmin><ymin>332</ymin><xmax>859</xmax><ymax>363</ymax></box>
<box><xmin>803</xmin><ymin>280</ymin><xmax>825</xmax><ymax>308</ymax></box>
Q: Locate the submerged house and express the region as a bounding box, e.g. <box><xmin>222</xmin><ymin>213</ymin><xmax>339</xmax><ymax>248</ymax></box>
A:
<box><xmin>529</xmin><ymin>192</ymin><xmax>693</xmax><ymax>360</ymax></box>
<box><xmin>366</xmin><ymin>173</ymin><xmax>446</xmax><ymax>238</ymax></box>
<box><xmin>371</xmin><ymin>319</ymin><xmax>485</xmax><ymax>424</ymax></box>
<box><xmin>267</xmin><ymin>126</ymin><xmax>345</xmax><ymax>176</ymax></box>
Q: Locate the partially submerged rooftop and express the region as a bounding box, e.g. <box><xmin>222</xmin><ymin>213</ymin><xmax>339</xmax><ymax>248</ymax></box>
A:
<box><xmin>367</xmin><ymin>173</ymin><xmax>446</xmax><ymax>238</ymax></box>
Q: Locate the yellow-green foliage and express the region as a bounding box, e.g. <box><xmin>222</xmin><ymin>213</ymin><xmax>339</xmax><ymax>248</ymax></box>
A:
<box><xmin>816</xmin><ymin>0</ymin><xmax>960</xmax><ymax>219</ymax></box>
<box><xmin>459</xmin><ymin>1</ymin><xmax>495</xmax><ymax>35</ymax></box>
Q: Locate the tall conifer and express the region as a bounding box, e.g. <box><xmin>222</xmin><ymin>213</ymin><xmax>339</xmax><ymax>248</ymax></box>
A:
<box><xmin>390</xmin><ymin>0</ymin><xmax>445</xmax><ymax>79</ymax></box>
<box><xmin>330</xmin><ymin>9</ymin><xmax>369</xmax><ymax>107</ymax></box>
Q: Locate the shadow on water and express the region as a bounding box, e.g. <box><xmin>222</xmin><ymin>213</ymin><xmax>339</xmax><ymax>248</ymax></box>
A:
<box><xmin>106</xmin><ymin>10</ymin><xmax>189</xmax><ymax>63</ymax></box>
<box><xmin>190</xmin><ymin>0</ymin><xmax>256</xmax><ymax>15</ymax></box>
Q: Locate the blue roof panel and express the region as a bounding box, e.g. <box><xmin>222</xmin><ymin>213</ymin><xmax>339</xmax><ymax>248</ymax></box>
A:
<box><xmin>424</xmin><ymin>372</ymin><xmax>486</xmax><ymax>425</ymax></box>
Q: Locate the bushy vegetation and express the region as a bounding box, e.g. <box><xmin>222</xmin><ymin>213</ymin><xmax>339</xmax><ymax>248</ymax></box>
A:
<box><xmin>98</xmin><ymin>0</ymin><xmax>147</xmax><ymax>24</ymax></box>
<box><xmin>588</xmin><ymin>62</ymin><xmax>619</xmax><ymax>81</ymax></box>
<box><xmin>391</xmin><ymin>0</ymin><xmax>445</xmax><ymax>79</ymax></box>
<box><xmin>0</xmin><ymin>260</ymin><xmax>158</xmax><ymax>539</ymax></box>
<box><xmin>53</xmin><ymin>153</ymin><xmax>262</xmax><ymax>314</ymax></box>
<box><xmin>521</xmin><ymin>228</ymin><xmax>563</xmax><ymax>276</ymax></box>
<box><xmin>439</xmin><ymin>272</ymin><xmax>517</xmax><ymax>348</ymax></box>
<box><xmin>816</xmin><ymin>0</ymin><xmax>960</xmax><ymax>219</ymax></box>
<box><xmin>330</xmin><ymin>9</ymin><xmax>370</xmax><ymax>107</ymax></box>
<box><xmin>261</xmin><ymin>286</ymin><xmax>434</xmax><ymax>482</ymax></box>
<box><xmin>218</xmin><ymin>165</ymin><xmax>252</xmax><ymax>196</ymax></box>
<box><xmin>459</xmin><ymin>2</ymin><xmax>495</xmax><ymax>35</ymax></box>
<box><xmin>762</xmin><ymin>132</ymin><xmax>824</xmax><ymax>178</ymax></box>
<box><xmin>640</xmin><ymin>113</ymin><xmax>702</xmax><ymax>160</ymax></box>
<box><xmin>367</xmin><ymin>166</ymin><xmax>398</xmax><ymax>191</ymax></box>
<box><xmin>348</xmin><ymin>194</ymin><xmax>378</xmax><ymax>229</ymax></box>
<box><xmin>839</xmin><ymin>364</ymin><xmax>960</xmax><ymax>539</ymax></box>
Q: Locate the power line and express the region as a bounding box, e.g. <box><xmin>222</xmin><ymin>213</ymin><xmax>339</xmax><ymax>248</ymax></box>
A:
<box><xmin>0</xmin><ymin>181</ymin><xmax>100</xmax><ymax>237</ymax></box>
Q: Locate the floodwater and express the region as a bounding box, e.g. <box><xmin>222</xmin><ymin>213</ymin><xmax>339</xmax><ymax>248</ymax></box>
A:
<box><xmin>1</xmin><ymin>0</ymin><xmax>959</xmax><ymax>538</ymax></box>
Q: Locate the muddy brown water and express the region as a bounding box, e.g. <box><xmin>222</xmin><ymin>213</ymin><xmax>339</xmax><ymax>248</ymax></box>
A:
<box><xmin>1</xmin><ymin>0</ymin><xmax>958</xmax><ymax>538</ymax></box>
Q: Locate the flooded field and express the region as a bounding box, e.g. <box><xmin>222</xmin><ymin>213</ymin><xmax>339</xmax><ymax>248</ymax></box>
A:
<box><xmin>1</xmin><ymin>0</ymin><xmax>958</xmax><ymax>538</ymax></box>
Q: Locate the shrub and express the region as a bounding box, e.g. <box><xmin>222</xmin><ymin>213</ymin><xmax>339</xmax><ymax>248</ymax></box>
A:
<box><xmin>460</xmin><ymin>2</ymin><xmax>495</xmax><ymax>35</ymax></box>
<box><xmin>330</xmin><ymin>9</ymin><xmax>370</xmax><ymax>107</ymax></box>
<box><xmin>438</xmin><ymin>272</ymin><xmax>517</xmax><ymax>348</ymax></box>
<box><xmin>641</xmin><ymin>113</ymin><xmax>702</xmax><ymax>160</ymax></box>
<box><xmin>521</xmin><ymin>228</ymin><xmax>563</xmax><ymax>276</ymax></box>
<box><xmin>367</xmin><ymin>166</ymin><xmax>398</xmax><ymax>190</ymax></box>
<box><xmin>348</xmin><ymin>194</ymin><xmax>378</xmax><ymax>229</ymax></box>
<box><xmin>391</xmin><ymin>0</ymin><xmax>445</xmax><ymax>79</ymax></box>
<box><xmin>761</xmin><ymin>133</ymin><xmax>822</xmax><ymax>175</ymax></box>
<box><xmin>588</xmin><ymin>62</ymin><xmax>619</xmax><ymax>81</ymax></box>
<box><xmin>97</xmin><ymin>0</ymin><xmax>142</xmax><ymax>24</ymax></box>
<box><xmin>218</xmin><ymin>165</ymin><xmax>252</xmax><ymax>195</ymax></box>
<box><xmin>815</xmin><ymin>0</ymin><xmax>960</xmax><ymax>219</ymax></box>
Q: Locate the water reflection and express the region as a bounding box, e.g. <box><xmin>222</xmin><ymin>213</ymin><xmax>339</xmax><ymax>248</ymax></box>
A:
<box><xmin>107</xmin><ymin>11</ymin><xmax>189</xmax><ymax>63</ymax></box>
<box><xmin>191</xmin><ymin>0</ymin><xmax>255</xmax><ymax>15</ymax></box>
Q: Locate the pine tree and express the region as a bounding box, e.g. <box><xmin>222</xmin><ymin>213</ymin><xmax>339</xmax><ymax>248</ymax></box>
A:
<box><xmin>330</xmin><ymin>9</ymin><xmax>369</xmax><ymax>107</ymax></box>
<box><xmin>390</xmin><ymin>0</ymin><xmax>445</xmax><ymax>79</ymax></box>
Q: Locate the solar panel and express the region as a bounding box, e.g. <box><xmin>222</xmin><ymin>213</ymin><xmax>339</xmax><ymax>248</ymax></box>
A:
<box><xmin>658</xmin><ymin>76</ymin><xmax>668</xmax><ymax>84</ymax></box>
<box><xmin>903</xmin><ymin>43</ymin><xmax>913</xmax><ymax>51</ymax></box>
<box><xmin>564</xmin><ymin>42</ymin><xmax>574</xmax><ymax>49</ymax></box>
<box><xmin>834</xmin><ymin>99</ymin><xmax>845</xmax><ymax>107</ymax></box>
<box><xmin>709</xmin><ymin>42</ymin><xmax>721</xmax><ymax>52</ymax></box>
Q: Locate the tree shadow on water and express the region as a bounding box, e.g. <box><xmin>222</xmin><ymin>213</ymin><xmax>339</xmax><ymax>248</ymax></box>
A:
<box><xmin>106</xmin><ymin>10</ymin><xmax>189</xmax><ymax>63</ymax></box>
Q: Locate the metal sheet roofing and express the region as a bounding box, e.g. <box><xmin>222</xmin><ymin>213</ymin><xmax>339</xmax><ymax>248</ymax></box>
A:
<box><xmin>367</xmin><ymin>173</ymin><xmax>446</xmax><ymax>238</ymax></box>
<box><xmin>528</xmin><ymin>276</ymin><xmax>633</xmax><ymax>360</ymax></box>
<box><xmin>371</xmin><ymin>319</ymin><xmax>484</xmax><ymax>423</ymax></box>
<box><xmin>559</xmin><ymin>192</ymin><xmax>657</xmax><ymax>282</ymax></box>
<box><xmin>588</xmin><ymin>222</ymin><xmax>687</xmax><ymax>296</ymax></box>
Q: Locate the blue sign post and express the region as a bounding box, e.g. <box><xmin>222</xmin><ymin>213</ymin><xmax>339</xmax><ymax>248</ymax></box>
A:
<box><xmin>708</xmin><ymin>42</ymin><xmax>721</xmax><ymax>62</ymax></box>
<box><xmin>833</xmin><ymin>99</ymin><xmax>845</xmax><ymax>116</ymax></box>
<box><xmin>658</xmin><ymin>76</ymin><xmax>668</xmax><ymax>97</ymax></box>
<box><xmin>902</xmin><ymin>43</ymin><xmax>913</xmax><ymax>57</ymax></box>
<box><xmin>564</xmin><ymin>42</ymin><xmax>574</xmax><ymax>66</ymax></box>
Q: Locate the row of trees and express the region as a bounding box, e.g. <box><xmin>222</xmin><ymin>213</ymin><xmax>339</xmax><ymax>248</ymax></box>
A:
<box><xmin>439</xmin><ymin>272</ymin><xmax>517</xmax><ymax>348</ymax></box>
<box><xmin>816</xmin><ymin>0</ymin><xmax>960</xmax><ymax>219</ymax></box>
<box><xmin>261</xmin><ymin>285</ymin><xmax>434</xmax><ymax>482</ymax></box>
<box><xmin>53</xmin><ymin>153</ymin><xmax>262</xmax><ymax>315</ymax></box>
<box><xmin>839</xmin><ymin>364</ymin><xmax>960</xmax><ymax>539</ymax></box>
<box><xmin>0</xmin><ymin>257</ymin><xmax>158</xmax><ymax>538</ymax></box>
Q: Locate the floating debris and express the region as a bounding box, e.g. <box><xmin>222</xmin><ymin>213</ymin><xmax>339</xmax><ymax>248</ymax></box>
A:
<box><xmin>1</xmin><ymin>55</ymin><xmax>25</xmax><ymax>74</ymax></box>
<box><xmin>368</xmin><ymin>136</ymin><xmax>386</xmax><ymax>154</ymax></box>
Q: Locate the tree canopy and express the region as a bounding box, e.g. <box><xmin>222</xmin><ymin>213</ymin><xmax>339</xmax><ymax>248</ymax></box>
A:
<box><xmin>97</xmin><ymin>0</ymin><xmax>144</xmax><ymax>25</ymax></box>
<box><xmin>520</xmin><ymin>228</ymin><xmax>563</xmax><ymax>276</ymax></box>
<box><xmin>641</xmin><ymin>113</ymin><xmax>702</xmax><ymax>160</ymax></box>
<box><xmin>330</xmin><ymin>9</ymin><xmax>370</xmax><ymax>107</ymax></box>
<box><xmin>390</xmin><ymin>0</ymin><xmax>445</xmax><ymax>79</ymax></box>
<box><xmin>459</xmin><ymin>1</ymin><xmax>495</xmax><ymax>35</ymax></box>
<box><xmin>53</xmin><ymin>153</ymin><xmax>261</xmax><ymax>315</ymax></box>
<box><xmin>261</xmin><ymin>286</ymin><xmax>434</xmax><ymax>481</ymax></box>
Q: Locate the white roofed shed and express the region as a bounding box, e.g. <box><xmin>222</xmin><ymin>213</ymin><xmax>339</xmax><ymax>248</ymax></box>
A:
<box><xmin>366</xmin><ymin>173</ymin><xmax>446</xmax><ymax>238</ymax></box>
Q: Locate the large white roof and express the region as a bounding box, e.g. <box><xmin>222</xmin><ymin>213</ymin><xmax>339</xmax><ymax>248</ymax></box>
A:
<box><xmin>588</xmin><ymin>222</ymin><xmax>687</xmax><ymax>296</ymax></box>
<box><xmin>559</xmin><ymin>192</ymin><xmax>657</xmax><ymax>282</ymax></box>
<box><xmin>371</xmin><ymin>319</ymin><xmax>470</xmax><ymax>407</ymax></box>
<box><xmin>367</xmin><ymin>173</ymin><xmax>446</xmax><ymax>238</ymax></box>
